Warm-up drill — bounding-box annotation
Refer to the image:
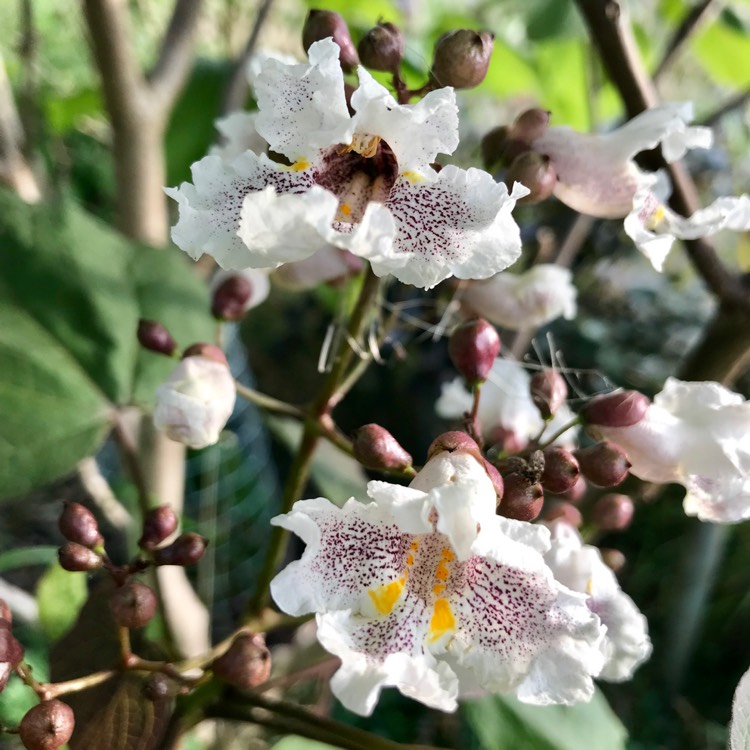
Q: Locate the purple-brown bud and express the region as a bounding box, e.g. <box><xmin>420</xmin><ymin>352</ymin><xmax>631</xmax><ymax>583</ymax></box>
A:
<box><xmin>556</xmin><ymin>474</ymin><xmax>588</xmax><ymax>503</ymax></box>
<box><xmin>600</xmin><ymin>548</ymin><xmax>626</xmax><ymax>573</ymax></box>
<box><xmin>506</xmin><ymin>151</ymin><xmax>557</xmax><ymax>204</ymax></box>
<box><xmin>497</xmin><ymin>473</ymin><xmax>544</xmax><ymax>522</ymax></box>
<box><xmin>482</xmin><ymin>458</ymin><xmax>504</xmax><ymax>504</ymax></box>
<box><xmin>212</xmin><ymin>632</ymin><xmax>271</xmax><ymax>690</ymax></box>
<box><xmin>543</xmin><ymin>502</ymin><xmax>583</xmax><ymax>528</ymax></box>
<box><xmin>181</xmin><ymin>342</ymin><xmax>228</xmax><ymax>366</ymax></box>
<box><xmin>431</xmin><ymin>30</ymin><xmax>495</xmax><ymax>89</ymax></box>
<box><xmin>152</xmin><ymin>533</ymin><xmax>208</xmax><ymax>567</ymax></box>
<box><xmin>139</xmin><ymin>506</ymin><xmax>179</xmax><ymax>550</ymax></box>
<box><xmin>211</xmin><ymin>275</ymin><xmax>254</xmax><ymax>321</ymax></box>
<box><xmin>487</xmin><ymin>425</ymin><xmax>528</xmax><ymax>455</ymax></box>
<box><xmin>143</xmin><ymin>673</ymin><xmax>174</xmax><ymax>702</ymax></box>
<box><xmin>581</xmin><ymin>390</ymin><xmax>650</xmax><ymax>428</ymax></box>
<box><xmin>575</xmin><ymin>442</ymin><xmax>631</xmax><ymax>488</ymax></box>
<box><xmin>427</xmin><ymin>431</ymin><xmax>481</xmax><ymax>461</ymax></box>
<box><xmin>0</xmin><ymin>599</ymin><xmax>11</xmax><ymax>624</ymax></box>
<box><xmin>448</xmin><ymin>318</ymin><xmax>500</xmax><ymax>385</ymax></box>
<box><xmin>358</xmin><ymin>22</ymin><xmax>404</xmax><ymax>73</ymax></box>
<box><xmin>58</xmin><ymin>502</ymin><xmax>102</xmax><ymax>548</ymax></box>
<box><xmin>592</xmin><ymin>493</ymin><xmax>634</xmax><ymax>531</ymax></box>
<box><xmin>530</xmin><ymin>370</ymin><xmax>568</xmax><ymax>420</ymax></box>
<box><xmin>353</xmin><ymin>424</ymin><xmax>413</xmax><ymax>472</ymax></box>
<box><xmin>109</xmin><ymin>581</ymin><xmax>157</xmax><ymax>629</ymax></box>
<box><xmin>510</xmin><ymin>108</ymin><xmax>551</xmax><ymax>145</ymax></box>
<box><xmin>1</xmin><ymin>621</ymin><xmax>24</xmax><ymax>693</ymax></box>
<box><xmin>58</xmin><ymin>542</ymin><xmax>103</xmax><ymax>572</ymax></box>
<box><xmin>302</xmin><ymin>10</ymin><xmax>359</xmax><ymax>72</ymax></box>
<box><xmin>540</xmin><ymin>447</ymin><xmax>580</xmax><ymax>494</ymax></box>
<box><xmin>18</xmin><ymin>700</ymin><xmax>75</xmax><ymax>750</ymax></box>
<box><xmin>480</xmin><ymin>125</ymin><xmax>511</xmax><ymax>172</ymax></box>
<box><xmin>137</xmin><ymin>319</ymin><xmax>177</xmax><ymax>357</ymax></box>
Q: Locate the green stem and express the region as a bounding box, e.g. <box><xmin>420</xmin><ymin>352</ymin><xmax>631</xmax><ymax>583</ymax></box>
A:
<box><xmin>234</xmin><ymin>381</ymin><xmax>304</xmax><ymax>419</ymax></box>
<box><xmin>536</xmin><ymin>416</ymin><xmax>581</xmax><ymax>450</ymax></box>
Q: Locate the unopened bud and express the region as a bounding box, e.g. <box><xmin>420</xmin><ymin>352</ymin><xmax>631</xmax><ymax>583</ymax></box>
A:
<box><xmin>58</xmin><ymin>502</ymin><xmax>102</xmax><ymax>548</ymax></box>
<box><xmin>182</xmin><ymin>342</ymin><xmax>228</xmax><ymax>366</ymax></box>
<box><xmin>137</xmin><ymin>319</ymin><xmax>177</xmax><ymax>357</ymax></box>
<box><xmin>212</xmin><ymin>632</ymin><xmax>271</xmax><ymax>690</ymax></box>
<box><xmin>58</xmin><ymin>543</ymin><xmax>102</xmax><ymax>572</ymax></box>
<box><xmin>152</xmin><ymin>533</ymin><xmax>208</xmax><ymax>567</ymax></box>
<box><xmin>543</xmin><ymin>502</ymin><xmax>583</xmax><ymax>528</ymax></box>
<box><xmin>0</xmin><ymin>599</ymin><xmax>11</xmax><ymax>624</ymax></box>
<box><xmin>530</xmin><ymin>370</ymin><xmax>568</xmax><ymax>419</ymax></box>
<box><xmin>581</xmin><ymin>390</ymin><xmax>650</xmax><ymax>428</ymax></box>
<box><xmin>143</xmin><ymin>673</ymin><xmax>174</xmax><ymax>702</ymax></box>
<box><xmin>302</xmin><ymin>10</ymin><xmax>359</xmax><ymax>72</ymax></box>
<box><xmin>506</xmin><ymin>151</ymin><xmax>557</xmax><ymax>204</ymax></box>
<box><xmin>139</xmin><ymin>506</ymin><xmax>179</xmax><ymax>550</ymax></box>
<box><xmin>482</xmin><ymin>458</ymin><xmax>504</xmax><ymax>503</ymax></box>
<box><xmin>19</xmin><ymin>700</ymin><xmax>75</xmax><ymax>750</ymax></box>
<box><xmin>510</xmin><ymin>108</ymin><xmax>551</xmax><ymax>145</ymax></box>
<box><xmin>1</xmin><ymin>622</ymin><xmax>24</xmax><ymax>693</ymax></box>
<box><xmin>211</xmin><ymin>275</ymin><xmax>254</xmax><ymax>321</ymax></box>
<box><xmin>353</xmin><ymin>424</ymin><xmax>413</xmax><ymax>472</ymax></box>
<box><xmin>427</xmin><ymin>431</ymin><xmax>481</xmax><ymax>461</ymax></box>
<box><xmin>575</xmin><ymin>442</ymin><xmax>631</xmax><ymax>488</ymax></box>
<box><xmin>600</xmin><ymin>548</ymin><xmax>626</xmax><ymax>573</ymax></box>
<box><xmin>109</xmin><ymin>581</ymin><xmax>157</xmax><ymax>629</ymax></box>
<box><xmin>431</xmin><ymin>30</ymin><xmax>494</xmax><ymax>89</ymax></box>
<box><xmin>592</xmin><ymin>493</ymin><xmax>634</xmax><ymax>531</ymax></box>
<box><xmin>557</xmin><ymin>474</ymin><xmax>588</xmax><ymax>503</ymax></box>
<box><xmin>480</xmin><ymin>125</ymin><xmax>511</xmax><ymax>172</ymax></box>
<box><xmin>541</xmin><ymin>447</ymin><xmax>580</xmax><ymax>493</ymax></box>
<box><xmin>487</xmin><ymin>425</ymin><xmax>528</xmax><ymax>455</ymax></box>
<box><xmin>448</xmin><ymin>318</ymin><xmax>500</xmax><ymax>385</ymax></box>
<box><xmin>497</xmin><ymin>473</ymin><xmax>544</xmax><ymax>522</ymax></box>
<box><xmin>358</xmin><ymin>22</ymin><xmax>404</xmax><ymax>73</ymax></box>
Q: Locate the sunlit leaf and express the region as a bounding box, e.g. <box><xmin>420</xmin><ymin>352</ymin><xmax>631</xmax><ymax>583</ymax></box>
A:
<box><xmin>36</xmin><ymin>563</ymin><xmax>88</xmax><ymax>642</ymax></box>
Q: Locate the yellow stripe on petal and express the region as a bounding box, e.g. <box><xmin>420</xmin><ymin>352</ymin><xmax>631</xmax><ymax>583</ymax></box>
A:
<box><xmin>402</xmin><ymin>171</ymin><xmax>426</xmax><ymax>184</ymax></box>
<box><xmin>428</xmin><ymin>598</ymin><xmax>456</xmax><ymax>642</ymax></box>
<box><xmin>368</xmin><ymin>578</ymin><xmax>405</xmax><ymax>615</ymax></box>
<box><xmin>292</xmin><ymin>160</ymin><xmax>311</xmax><ymax>172</ymax></box>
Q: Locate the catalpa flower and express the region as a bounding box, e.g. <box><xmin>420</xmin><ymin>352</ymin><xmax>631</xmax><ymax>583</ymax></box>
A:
<box><xmin>593</xmin><ymin>378</ymin><xmax>750</xmax><ymax>523</ymax></box>
<box><xmin>543</xmin><ymin>520</ymin><xmax>651</xmax><ymax>681</ymax></box>
<box><xmin>270</xmin><ymin>450</ymin><xmax>605</xmax><ymax>716</ymax></box>
<box><xmin>166</xmin><ymin>39</ymin><xmax>528</xmax><ymax>290</ymax></box>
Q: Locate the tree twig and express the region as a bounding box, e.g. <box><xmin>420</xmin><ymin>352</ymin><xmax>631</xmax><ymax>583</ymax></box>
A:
<box><xmin>700</xmin><ymin>87</ymin><xmax>750</xmax><ymax>127</ymax></box>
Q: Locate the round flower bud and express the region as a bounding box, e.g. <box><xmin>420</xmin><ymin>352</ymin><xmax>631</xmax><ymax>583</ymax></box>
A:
<box><xmin>530</xmin><ymin>370</ymin><xmax>568</xmax><ymax>420</ymax></box>
<box><xmin>19</xmin><ymin>700</ymin><xmax>74</xmax><ymax>750</ymax></box>
<box><xmin>353</xmin><ymin>424</ymin><xmax>413</xmax><ymax>472</ymax></box>
<box><xmin>482</xmin><ymin>458</ymin><xmax>504</xmax><ymax>504</ymax></box>
<box><xmin>181</xmin><ymin>342</ymin><xmax>228</xmax><ymax>365</ymax></box>
<box><xmin>541</xmin><ymin>447</ymin><xmax>580</xmax><ymax>494</ymax></box>
<box><xmin>58</xmin><ymin>502</ymin><xmax>102</xmax><ymax>549</ymax></box>
<box><xmin>138</xmin><ymin>506</ymin><xmax>179</xmax><ymax>550</ymax></box>
<box><xmin>58</xmin><ymin>543</ymin><xmax>102</xmax><ymax>572</ymax></box>
<box><xmin>1</xmin><ymin>623</ymin><xmax>24</xmax><ymax>693</ymax></box>
<box><xmin>510</xmin><ymin>108</ymin><xmax>551</xmax><ymax>145</ymax></box>
<box><xmin>211</xmin><ymin>274</ymin><xmax>254</xmax><ymax>321</ymax></box>
<box><xmin>357</xmin><ymin>22</ymin><xmax>404</xmax><ymax>73</ymax></box>
<box><xmin>556</xmin><ymin>474</ymin><xmax>588</xmax><ymax>503</ymax></box>
<box><xmin>506</xmin><ymin>152</ymin><xmax>557</xmax><ymax>204</ymax></box>
<box><xmin>487</xmin><ymin>425</ymin><xmax>528</xmax><ymax>455</ymax></box>
<box><xmin>143</xmin><ymin>673</ymin><xmax>173</xmax><ymax>702</ymax></box>
<box><xmin>581</xmin><ymin>390</ymin><xmax>650</xmax><ymax>428</ymax></box>
<box><xmin>431</xmin><ymin>30</ymin><xmax>495</xmax><ymax>89</ymax></box>
<box><xmin>592</xmin><ymin>493</ymin><xmax>635</xmax><ymax>532</ymax></box>
<box><xmin>0</xmin><ymin>598</ymin><xmax>11</xmax><ymax>624</ymax></box>
<box><xmin>137</xmin><ymin>319</ymin><xmax>177</xmax><ymax>357</ymax></box>
<box><xmin>497</xmin><ymin>473</ymin><xmax>544</xmax><ymax>522</ymax></box>
<box><xmin>302</xmin><ymin>10</ymin><xmax>359</xmax><ymax>72</ymax></box>
<box><xmin>212</xmin><ymin>632</ymin><xmax>271</xmax><ymax>690</ymax></box>
<box><xmin>448</xmin><ymin>318</ymin><xmax>501</xmax><ymax>385</ymax></box>
<box><xmin>152</xmin><ymin>533</ymin><xmax>208</xmax><ymax>567</ymax></box>
<box><xmin>109</xmin><ymin>581</ymin><xmax>157</xmax><ymax>629</ymax></box>
<box><xmin>427</xmin><ymin>431</ymin><xmax>481</xmax><ymax>461</ymax></box>
<box><xmin>480</xmin><ymin>125</ymin><xmax>511</xmax><ymax>172</ymax></box>
<box><xmin>543</xmin><ymin>502</ymin><xmax>583</xmax><ymax>528</ymax></box>
<box><xmin>600</xmin><ymin>548</ymin><xmax>626</xmax><ymax>573</ymax></box>
<box><xmin>575</xmin><ymin>442</ymin><xmax>631</xmax><ymax>488</ymax></box>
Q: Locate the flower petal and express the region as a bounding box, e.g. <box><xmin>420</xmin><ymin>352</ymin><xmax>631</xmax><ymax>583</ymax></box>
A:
<box><xmin>683</xmin><ymin>474</ymin><xmax>750</xmax><ymax>524</ymax></box>
<box><xmin>270</xmin><ymin>497</ymin><xmax>413</xmax><ymax>616</ymax></box>
<box><xmin>351</xmin><ymin>68</ymin><xmax>459</xmax><ymax>171</ymax></box>
<box><xmin>211</xmin><ymin>112</ymin><xmax>267</xmax><ymax>160</ymax></box>
<box><xmin>254</xmin><ymin>38</ymin><xmax>353</xmax><ymax>162</ymax></box>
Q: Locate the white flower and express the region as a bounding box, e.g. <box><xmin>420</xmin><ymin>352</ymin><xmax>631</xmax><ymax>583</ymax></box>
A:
<box><xmin>153</xmin><ymin>355</ymin><xmax>236</xmax><ymax>449</ymax></box>
<box><xmin>271</xmin><ymin>246</ymin><xmax>363</xmax><ymax>289</ymax></box>
<box><xmin>543</xmin><ymin>520</ymin><xmax>651</xmax><ymax>681</ymax></box>
<box><xmin>595</xmin><ymin>378</ymin><xmax>750</xmax><ymax>523</ymax></box>
<box><xmin>463</xmin><ymin>264</ymin><xmax>577</xmax><ymax>330</ymax></box>
<box><xmin>166</xmin><ymin>39</ymin><xmax>528</xmax><ymax>290</ymax></box>
<box><xmin>270</xmin><ymin>450</ymin><xmax>605</xmax><ymax>716</ymax></box>
<box><xmin>437</xmin><ymin>358</ymin><xmax>578</xmax><ymax>449</ymax></box>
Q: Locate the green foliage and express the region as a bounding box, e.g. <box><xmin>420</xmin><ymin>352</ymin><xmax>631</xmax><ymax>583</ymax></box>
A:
<box><xmin>0</xmin><ymin>546</ymin><xmax>59</xmax><ymax>573</ymax></box>
<box><xmin>462</xmin><ymin>689</ymin><xmax>628</xmax><ymax>750</ymax></box>
<box><xmin>270</xmin><ymin>738</ymin><xmax>338</xmax><ymax>750</ymax></box>
<box><xmin>694</xmin><ymin>17</ymin><xmax>750</xmax><ymax>87</ymax></box>
<box><xmin>36</xmin><ymin>563</ymin><xmax>88</xmax><ymax>642</ymax></box>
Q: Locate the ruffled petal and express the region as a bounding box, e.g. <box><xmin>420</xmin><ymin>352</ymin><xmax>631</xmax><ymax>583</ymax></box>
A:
<box><xmin>210</xmin><ymin>112</ymin><xmax>267</xmax><ymax>160</ymax></box>
<box><xmin>165</xmin><ymin>152</ymin><xmax>315</xmax><ymax>268</ymax></box>
<box><xmin>254</xmin><ymin>38</ymin><xmax>354</xmax><ymax>162</ymax></box>
<box><xmin>683</xmin><ymin>474</ymin><xmax>750</xmax><ymax>524</ymax></box>
<box><xmin>351</xmin><ymin>68</ymin><xmax>459</xmax><ymax>171</ymax></box>
<box><xmin>376</xmin><ymin>168</ymin><xmax>526</xmax><ymax>289</ymax></box>
<box><xmin>271</xmin><ymin>246</ymin><xmax>362</xmax><ymax>289</ymax></box>
<box><xmin>270</xmin><ymin>497</ymin><xmax>413</xmax><ymax>616</ymax></box>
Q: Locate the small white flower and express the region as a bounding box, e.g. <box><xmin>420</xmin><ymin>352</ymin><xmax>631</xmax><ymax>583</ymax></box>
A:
<box><xmin>543</xmin><ymin>520</ymin><xmax>651</xmax><ymax>681</ymax></box>
<box><xmin>437</xmin><ymin>358</ymin><xmax>578</xmax><ymax>449</ymax></box>
<box><xmin>270</xmin><ymin>450</ymin><xmax>605</xmax><ymax>716</ymax></box>
<box><xmin>166</xmin><ymin>39</ymin><xmax>528</xmax><ymax>290</ymax></box>
<box><xmin>464</xmin><ymin>264</ymin><xmax>577</xmax><ymax>330</ymax></box>
<box><xmin>595</xmin><ymin>378</ymin><xmax>750</xmax><ymax>523</ymax></box>
<box><xmin>153</xmin><ymin>355</ymin><xmax>236</xmax><ymax>449</ymax></box>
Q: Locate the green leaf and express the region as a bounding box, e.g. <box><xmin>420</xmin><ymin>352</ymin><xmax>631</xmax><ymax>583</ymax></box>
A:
<box><xmin>482</xmin><ymin>39</ymin><xmax>540</xmax><ymax>99</ymax></box>
<box><xmin>462</xmin><ymin>689</ymin><xmax>628</xmax><ymax>750</ymax></box>
<box><xmin>694</xmin><ymin>21</ymin><xmax>750</xmax><ymax>87</ymax></box>
<box><xmin>534</xmin><ymin>39</ymin><xmax>590</xmax><ymax>130</ymax></box>
<box><xmin>0</xmin><ymin>546</ymin><xmax>59</xmax><ymax>573</ymax></box>
<box><xmin>36</xmin><ymin>563</ymin><xmax>88</xmax><ymax>642</ymax></box>
<box><xmin>271</xmin><ymin>738</ymin><xmax>339</xmax><ymax>750</ymax></box>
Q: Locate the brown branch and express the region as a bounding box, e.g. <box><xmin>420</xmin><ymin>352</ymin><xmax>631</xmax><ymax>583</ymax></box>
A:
<box><xmin>653</xmin><ymin>0</ymin><xmax>722</xmax><ymax>82</ymax></box>
<box><xmin>220</xmin><ymin>0</ymin><xmax>276</xmax><ymax>116</ymax></box>
<box><xmin>574</xmin><ymin>0</ymin><xmax>750</xmax><ymax>313</ymax></box>
<box><xmin>700</xmin><ymin>87</ymin><xmax>750</xmax><ymax>127</ymax></box>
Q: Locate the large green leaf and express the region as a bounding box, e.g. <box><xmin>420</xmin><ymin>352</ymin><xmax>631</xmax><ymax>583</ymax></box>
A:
<box><xmin>36</xmin><ymin>562</ymin><xmax>88</xmax><ymax>642</ymax></box>
<box><xmin>0</xmin><ymin>190</ymin><xmax>214</xmax><ymax>498</ymax></box>
<box><xmin>462</xmin><ymin>689</ymin><xmax>628</xmax><ymax>750</ymax></box>
<box><xmin>694</xmin><ymin>20</ymin><xmax>750</xmax><ymax>87</ymax></box>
